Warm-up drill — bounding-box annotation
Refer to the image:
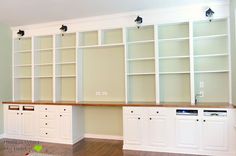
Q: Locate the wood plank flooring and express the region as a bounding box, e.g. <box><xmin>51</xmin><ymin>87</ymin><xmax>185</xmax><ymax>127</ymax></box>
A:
<box><xmin>0</xmin><ymin>138</ymin><xmax>201</xmax><ymax>156</ymax></box>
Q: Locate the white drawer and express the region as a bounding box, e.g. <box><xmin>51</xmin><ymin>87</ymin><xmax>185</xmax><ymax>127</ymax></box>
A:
<box><xmin>39</xmin><ymin>112</ymin><xmax>56</xmax><ymax>119</ymax></box>
<box><xmin>123</xmin><ymin>107</ymin><xmax>143</xmax><ymax>115</ymax></box>
<box><xmin>39</xmin><ymin>105</ymin><xmax>57</xmax><ymax>112</ymax></box>
<box><xmin>148</xmin><ymin>107</ymin><xmax>168</xmax><ymax>116</ymax></box>
<box><xmin>40</xmin><ymin>119</ymin><xmax>56</xmax><ymax>128</ymax></box>
<box><xmin>58</xmin><ymin>106</ymin><xmax>72</xmax><ymax>113</ymax></box>
<box><xmin>40</xmin><ymin>128</ymin><xmax>56</xmax><ymax>138</ymax></box>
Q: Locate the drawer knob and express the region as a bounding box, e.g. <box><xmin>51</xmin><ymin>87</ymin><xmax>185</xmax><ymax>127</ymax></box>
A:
<box><xmin>196</xmin><ymin>119</ymin><xmax>199</xmax><ymax>122</ymax></box>
<box><xmin>138</xmin><ymin>117</ymin><xmax>140</xmax><ymax>120</ymax></box>
<box><xmin>45</xmin><ymin>133</ymin><xmax>48</xmax><ymax>135</ymax></box>
<box><xmin>45</xmin><ymin>108</ymin><xmax>47</xmax><ymax>110</ymax></box>
<box><xmin>156</xmin><ymin>111</ymin><xmax>159</xmax><ymax>114</ymax></box>
<box><xmin>203</xmin><ymin>120</ymin><xmax>206</xmax><ymax>122</ymax></box>
<box><xmin>131</xmin><ymin>111</ymin><xmax>133</xmax><ymax>113</ymax></box>
<box><xmin>150</xmin><ymin>118</ymin><xmax>152</xmax><ymax>120</ymax></box>
<box><xmin>45</xmin><ymin>115</ymin><xmax>47</xmax><ymax>117</ymax></box>
<box><xmin>60</xmin><ymin>115</ymin><xmax>62</xmax><ymax>117</ymax></box>
<box><xmin>17</xmin><ymin>113</ymin><xmax>19</xmax><ymax>115</ymax></box>
<box><xmin>45</xmin><ymin>123</ymin><xmax>48</xmax><ymax>125</ymax></box>
<box><xmin>21</xmin><ymin>113</ymin><xmax>23</xmax><ymax>115</ymax></box>
<box><xmin>64</xmin><ymin>109</ymin><xmax>66</xmax><ymax>111</ymax></box>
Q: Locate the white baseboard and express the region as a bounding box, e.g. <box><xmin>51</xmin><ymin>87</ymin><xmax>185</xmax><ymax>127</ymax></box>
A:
<box><xmin>84</xmin><ymin>133</ymin><xmax>123</xmax><ymax>140</ymax></box>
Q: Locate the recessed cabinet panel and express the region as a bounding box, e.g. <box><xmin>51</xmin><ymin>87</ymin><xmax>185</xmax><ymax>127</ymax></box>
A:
<box><xmin>56</xmin><ymin>64</ymin><xmax>76</xmax><ymax>76</ymax></box>
<box><xmin>14</xmin><ymin>79</ymin><xmax>32</xmax><ymax>101</ymax></box>
<box><xmin>128</xmin><ymin>75</ymin><xmax>156</xmax><ymax>102</ymax></box>
<box><xmin>15</xmin><ymin>52</ymin><xmax>32</xmax><ymax>65</ymax></box>
<box><xmin>56</xmin><ymin>33</ymin><xmax>76</xmax><ymax>48</ymax></box>
<box><xmin>160</xmin><ymin>74</ymin><xmax>191</xmax><ymax>102</ymax></box>
<box><xmin>35</xmin><ymin>78</ymin><xmax>53</xmax><ymax>101</ymax></box>
<box><xmin>79</xmin><ymin>31</ymin><xmax>98</xmax><ymax>46</ymax></box>
<box><xmin>35</xmin><ymin>35</ymin><xmax>53</xmax><ymax>50</ymax></box>
<box><xmin>15</xmin><ymin>66</ymin><xmax>31</xmax><ymax>77</ymax></box>
<box><xmin>56</xmin><ymin>77</ymin><xmax>76</xmax><ymax>101</ymax></box>
<box><xmin>194</xmin><ymin>73</ymin><xmax>229</xmax><ymax>102</ymax></box>
<box><xmin>158</xmin><ymin>40</ymin><xmax>189</xmax><ymax>57</ymax></box>
<box><xmin>193</xmin><ymin>37</ymin><xmax>228</xmax><ymax>55</ymax></box>
<box><xmin>56</xmin><ymin>49</ymin><xmax>76</xmax><ymax>63</ymax></box>
<box><xmin>14</xmin><ymin>37</ymin><xmax>32</xmax><ymax>51</ymax></box>
<box><xmin>194</xmin><ymin>56</ymin><xmax>228</xmax><ymax>72</ymax></box>
<box><xmin>102</xmin><ymin>28</ymin><xmax>123</xmax><ymax>44</ymax></box>
<box><xmin>158</xmin><ymin>23</ymin><xmax>189</xmax><ymax>39</ymax></box>
<box><xmin>128</xmin><ymin>60</ymin><xmax>155</xmax><ymax>74</ymax></box>
<box><xmin>159</xmin><ymin>58</ymin><xmax>190</xmax><ymax>73</ymax></box>
<box><xmin>193</xmin><ymin>19</ymin><xmax>227</xmax><ymax>37</ymax></box>
<box><xmin>35</xmin><ymin>65</ymin><xmax>53</xmax><ymax>77</ymax></box>
<box><xmin>127</xmin><ymin>42</ymin><xmax>154</xmax><ymax>59</ymax></box>
<box><xmin>127</xmin><ymin>26</ymin><xmax>154</xmax><ymax>42</ymax></box>
<box><xmin>35</xmin><ymin>51</ymin><xmax>53</xmax><ymax>64</ymax></box>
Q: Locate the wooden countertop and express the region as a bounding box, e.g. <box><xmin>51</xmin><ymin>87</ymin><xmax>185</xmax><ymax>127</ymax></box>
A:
<box><xmin>2</xmin><ymin>101</ymin><xmax>235</xmax><ymax>109</ymax></box>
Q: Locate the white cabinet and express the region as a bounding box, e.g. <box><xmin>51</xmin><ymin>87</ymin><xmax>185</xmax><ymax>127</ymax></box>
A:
<box><xmin>123</xmin><ymin>107</ymin><xmax>235</xmax><ymax>156</ymax></box>
<box><xmin>5</xmin><ymin>109</ymin><xmax>21</xmax><ymax>136</ymax></box>
<box><xmin>4</xmin><ymin>104</ymin><xmax>84</xmax><ymax>144</ymax></box>
<box><xmin>123</xmin><ymin>107</ymin><xmax>173</xmax><ymax>149</ymax></box>
<box><xmin>4</xmin><ymin>105</ymin><xmax>37</xmax><ymax>139</ymax></box>
<box><xmin>175</xmin><ymin>117</ymin><xmax>200</xmax><ymax>149</ymax></box>
<box><xmin>147</xmin><ymin>113</ymin><xmax>169</xmax><ymax>147</ymax></box>
<box><xmin>58</xmin><ymin>112</ymin><xmax>72</xmax><ymax>140</ymax></box>
<box><xmin>123</xmin><ymin>115</ymin><xmax>142</xmax><ymax>145</ymax></box>
<box><xmin>202</xmin><ymin>118</ymin><xmax>228</xmax><ymax>151</ymax></box>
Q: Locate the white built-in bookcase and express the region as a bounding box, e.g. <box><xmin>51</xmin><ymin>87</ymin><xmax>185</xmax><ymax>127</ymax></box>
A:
<box><xmin>12</xmin><ymin>18</ymin><xmax>231</xmax><ymax>105</ymax></box>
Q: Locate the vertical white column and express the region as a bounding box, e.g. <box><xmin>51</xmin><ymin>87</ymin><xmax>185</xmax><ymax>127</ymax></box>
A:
<box><xmin>122</xmin><ymin>27</ymin><xmax>128</xmax><ymax>104</ymax></box>
<box><xmin>53</xmin><ymin>34</ymin><xmax>56</xmax><ymax>102</ymax></box>
<box><xmin>31</xmin><ymin>36</ymin><xmax>35</xmax><ymax>102</ymax></box>
<box><xmin>76</xmin><ymin>32</ymin><xmax>83</xmax><ymax>102</ymax></box>
<box><xmin>12</xmin><ymin>38</ymin><xmax>15</xmax><ymax>101</ymax></box>
<box><xmin>227</xmin><ymin>17</ymin><xmax>232</xmax><ymax>104</ymax></box>
<box><xmin>98</xmin><ymin>30</ymin><xmax>102</xmax><ymax>46</ymax></box>
<box><xmin>189</xmin><ymin>21</ymin><xmax>195</xmax><ymax>105</ymax></box>
<box><xmin>154</xmin><ymin>25</ymin><xmax>160</xmax><ymax>104</ymax></box>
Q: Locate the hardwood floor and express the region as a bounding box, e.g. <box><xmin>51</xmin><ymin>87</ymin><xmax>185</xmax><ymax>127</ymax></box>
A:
<box><xmin>0</xmin><ymin>138</ymin><xmax>200</xmax><ymax>156</ymax></box>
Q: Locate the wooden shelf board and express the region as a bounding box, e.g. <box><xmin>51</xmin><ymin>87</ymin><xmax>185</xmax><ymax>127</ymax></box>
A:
<box><xmin>2</xmin><ymin>101</ymin><xmax>234</xmax><ymax>109</ymax></box>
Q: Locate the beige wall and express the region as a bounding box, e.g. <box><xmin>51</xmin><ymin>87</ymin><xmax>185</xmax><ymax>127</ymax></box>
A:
<box><xmin>82</xmin><ymin>46</ymin><xmax>124</xmax><ymax>136</ymax></box>
<box><xmin>84</xmin><ymin>107</ymin><xmax>123</xmax><ymax>136</ymax></box>
<box><xmin>0</xmin><ymin>24</ymin><xmax>12</xmax><ymax>134</ymax></box>
<box><xmin>231</xmin><ymin>0</ymin><xmax>236</xmax><ymax>103</ymax></box>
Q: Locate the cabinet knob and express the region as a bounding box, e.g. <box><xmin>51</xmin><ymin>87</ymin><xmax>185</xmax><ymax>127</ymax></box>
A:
<box><xmin>45</xmin><ymin>115</ymin><xmax>47</xmax><ymax>117</ymax></box>
<box><xmin>203</xmin><ymin>120</ymin><xmax>206</xmax><ymax>122</ymax></box>
<box><xmin>156</xmin><ymin>111</ymin><xmax>159</xmax><ymax>114</ymax></box>
<box><xmin>64</xmin><ymin>109</ymin><xmax>66</xmax><ymax>111</ymax></box>
<box><xmin>45</xmin><ymin>133</ymin><xmax>48</xmax><ymax>135</ymax></box>
<box><xmin>60</xmin><ymin>115</ymin><xmax>62</xmax><ymax>117</ymax></box>
<box><xmin>17</xmin><ymin>113</ymin><xmax>19</xmax><ymax>115</ymax></box>
<box><xmin>45</xmin><ymin>108</ymin><xmax>47</xmax><ymax>110</ymax></box>
<box><xmin>150</xmin><ymin>118</ymin><xmax>152</xmax><ymax>120</ymax></box>
<box><xmin>138</xmin><ymin>117</ymin><xmax>140</xmax><ymax>120</ymax></box>
<box><xmin>45</xmin><ymin>123</ymin><xmax>48</xmax><ymax>125</ymax></box>
<box><xmin>196</xmin><ymin>119</ymin><xmax>199</xmax><ymax>122</ymax></box>
<box><xmin>131</xmin><ymin>111</ymin><xmax>133</xmax><ymax>113</ymax></box>
<box><xmin>21</xmin><ymin>113</ymin><xmax>23</xmax><ymax>115</ymax></box>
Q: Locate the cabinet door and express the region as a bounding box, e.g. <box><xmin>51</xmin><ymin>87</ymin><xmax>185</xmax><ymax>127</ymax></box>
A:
<box><xmin>176</xmin><ymin>117</ymin><xmax>200</xmax><ymax>149</ymax></box>
<box><xmin>5</xmin><ymin>111</ymin><xmax>21</xmax><ymax>136</ymax></box>
<box><xmin>58</xmin><ymin>113</ymin><xmax>72</xmax><ymax>140</ymax></box>
<box><xmin>202</xmin><ymin>118</ymin><xmax>228</xmax><ymax>151</ymax></box>
<box><xmin>147</xmin><ymin>116</ymin><xmax>168</xmax><ymax>147</ymax></box>
<box><xmin>123</xmin><ymin>115</ymin><xmax>142</xmax><ymax>145</ymax></box>
<box><xmin>21</xmin><ymin>111</ymin><xmax>36</xmax><ymax>137</ymax></box>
